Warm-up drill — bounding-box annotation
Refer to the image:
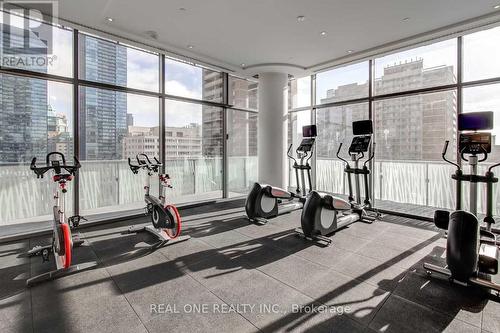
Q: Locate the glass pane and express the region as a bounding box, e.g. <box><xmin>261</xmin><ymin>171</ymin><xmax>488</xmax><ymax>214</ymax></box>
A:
<box><xmin>79</xmin><ymin>88</ymin><xmax>159</xmax><ymax>215</ymax></box>
<box><xmin>0</xmin><ymin>9</ymin><xmax>73</xmax><ymax>77</ymax></box>
<box><xmin>287</xmin><ymin>110</ymin><xmax>311</xmax><ymax>188</ymax></box>
<box><xmin>463</xmin><ymin>26</ymin><xmax>500</xmax><ymax>82</ymax></box>
<box><xmin>228</xmin><ymin>110</ymin><xmax>258</xmax><ymax>197</ymax></box>
<box><xmin>374</xmin><ymin>39</ymin><xmax>457</xmax><ymax>95</ymax></box>
<box><xmin>228</xmin><ymin>76</ymin><xmax>258</xmax><ymax>110</ymax></box>
<box><xmin>316</xmin><ymin>103</ymin><xmax>369</xmax><ymax>195</ymax></box>
<box><xmin>373</xmin><ymin>90</ymin><xmax>457</xmax><ymax>213</ymax></box>
<box><xmin>165</xmin><ymin>100</ymin><xmax>223</xmax><ymax>202</ymax></box>
<box><xmin>289</xmin><ymin>76</ymin><xmax>311</xmax><ymax>109</ymax></box>
<box><xmin>0</xmin><ymin>74</ymin><xmax>73</xmax><ymax>225</ymax></box>
<box><xmin>316</xmin><ymin>62</ymin><xmax>369</xmax><ymax>104</ymax></box>
<box><xmin>79</xmin><ymin>34</ymin><xmax>159</xmax><ymax>92</ymax></box>
<box><xmin>463</xmin><ymin>84</ymin><xmax>500</xmax><ymax>215</ymax></box>
<box><xmin>164</xmin><ymin>58</ymin><xmax>223</xmax><ymax>102</ymax></box>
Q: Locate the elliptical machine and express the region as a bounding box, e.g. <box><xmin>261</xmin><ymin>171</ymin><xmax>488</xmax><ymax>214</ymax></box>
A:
<box><xmin>297</xmin><ymin>120</ymin><xmax>379</xmax><ymax>245</ymax></box>
<box><xmin>424</xmin><ymin>112</ymin><xmax>500</xmax><ymax>294</ymax></box>
<box><xmin>128</xmin><ymin>154</ymin><xmax>190</xmax><ymax>248</ymax></box>
<box><xmin>27</xmin><ymin>152</ymin><xmax>97</xmax><ymax>286</ymax></box>
<box><xmin>245</xmin><ymin>125</ymin><xmax>317</xmax><ymax>224</ymax></box>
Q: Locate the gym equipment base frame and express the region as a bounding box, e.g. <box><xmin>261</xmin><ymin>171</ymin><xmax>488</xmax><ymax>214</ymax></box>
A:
<box><xmin>127</xmin><ymin>225</ymin><xmax>190</xmax><ymax>249</ymax></box>
<box><xmin>423</xmin><ymin>262</ymin><xmax>500</xmax><ymax>294</ymax></box>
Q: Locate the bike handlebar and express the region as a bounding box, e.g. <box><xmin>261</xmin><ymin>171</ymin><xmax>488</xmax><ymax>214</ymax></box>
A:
<box><xmin>30</xmin><ymin>152</ymin><xmax>81</xmax><ymax>178</ymax></box>
<box><xmin>129</xmin><ymin>154</ymin><xmax>162</xmax><ymax>173</ymax></box>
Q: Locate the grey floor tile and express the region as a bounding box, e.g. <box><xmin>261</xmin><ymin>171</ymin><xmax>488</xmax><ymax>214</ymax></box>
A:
<box><xmin>369</xmin><ymin>294</ymin><xmax>479</xmax><ymax>333</ymax></box>
<box><xmin>482</xmin><ymin>299</ymin><xmax>500</xmax><ymax>333</ymax></box>
<box><xmin>393</xmin><ymin>271</ymin><xmax>485</xmax><ymax>327</ymax></box>
<box><xmin>0</xmin><ymin>290</ymin><xmax>32</xmax><ymax>333</ymax></box>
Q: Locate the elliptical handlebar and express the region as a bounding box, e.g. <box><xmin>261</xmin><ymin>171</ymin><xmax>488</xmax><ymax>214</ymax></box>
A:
<box><xmin>441</xmin><ymin>140</ymin><xmax>461</xmax><ymax>171</ymax></box>
<box><xmin>336</xmin><ymin>143</ymin><xmax>349</xmax><ymax>167</ymax></box>
<box><xmin>305</xmin><ymin>143</ymin><xmax>314</xmax><ymax>165</ymax></box>
<box><xmin>287</xmin><ymin>144</ymin><xmax>298</xmax><ymax>165</ymax></box>
<box><xmin>30</xmin><ymin>152</ymin><xmax>81</xmax><ymax>178</ymax></box>
<box><xmin>364</xmin><ymin>142</ymin><xmax>376</xmax><ymax>168</ymax></box>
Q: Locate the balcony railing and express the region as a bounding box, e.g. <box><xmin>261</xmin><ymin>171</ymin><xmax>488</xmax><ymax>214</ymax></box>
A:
<box><xmin>0</xmin><ymin>156</ymin><xmax>258</xmax><ymax>226</ymax></box>
<box><xmin>317</xmin><ymin>158</ymin><xmax>500</xmax><ymax>215</ymax></box>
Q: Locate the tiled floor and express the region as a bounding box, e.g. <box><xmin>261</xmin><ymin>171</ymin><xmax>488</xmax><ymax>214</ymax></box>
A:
<box><xmin>0</xmin><ymin>201</ymin><xmax>499</xmax><ymax>333</ymax></box>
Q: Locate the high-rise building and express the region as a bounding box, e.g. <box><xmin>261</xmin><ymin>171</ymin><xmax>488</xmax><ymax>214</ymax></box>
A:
<box><xmin>0</xmin><ymin>24</ymin><xmax>49</xmax><ymax>163</ymax></box>
<box><xmin>201</xmin><ymin>69</ymin><xmax>224</xmax><ymax>157</ymax></box>
<box><xmin>79</xmin><ymin>35</ymin><xmax>127</xmax><ymax>160</ymax></box>
<box><xmin>123</xmin><ymin>125</ymin><xmax>202</xmax><ymax>159</ymax></box>
<box><xmin>316</xmin><ymin>59</ymin><xmax>457</xmax><ymax>161</ymax></box>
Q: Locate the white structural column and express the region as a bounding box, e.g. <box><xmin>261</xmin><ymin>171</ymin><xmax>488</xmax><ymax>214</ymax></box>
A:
<box><xmin>258</xmin><ymin>72</ymin><xmax>288</xmax><ymax>188</ymax></box>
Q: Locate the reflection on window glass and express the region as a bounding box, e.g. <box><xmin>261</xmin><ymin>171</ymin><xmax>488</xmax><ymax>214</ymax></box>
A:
<box><xmin>463</xmin><ymin>84</ymin><xmax>500</xmax><ymax>214</ymax></box>
<box><xmin>316</xmin><ymin>104</ymin><xmax>368</xmax><ymax>195</ymax></box>
<box><xmin>0</xmin><ymin>75</ymin><xmax>73</xmax><ymax>224</ymax></box>
<box><xmin>463</xmin><ymin>26</ymin><xmax>500</xmax><ymax>82</ymax></box>
<box><xmin>227</xmin><ymin>110</ymin><xmax>258</xmax><ymax>197</ymax></box>
<box><xmin>229</xmin><ymin>76</ymin><xmax>258</xmax><ymax>110</ymax></box>
<box><xmin>79</xmin><ymin>88</ymin><xmax>159</xmax><ymax>215</ymax></box>
<box><xmin>79</xmin><ymin>34</ymin><xmax>159</xmax><ymax>92</ymax></box>
<box><xmin>164</xmin><ymin>58</ymin><xmax>223</xmax><ymax>102</ymax></box>
<box><xmin>316</xmin><ymin>62</ymin><xmax>369</xmax><ymax>104</ymax></box>
<box><xmin>165</xmin><ymin>100</ymin><xmax>223</xmax><ymax>202</ymax></box>
<box><xmin>374</xmin><ymin>39</ymin><xmax>457</xmax><ymax>95</ymax></box>
<box><xmin>0</xmin><ymin>9</ymin><xmax>73</xmax><ymax>77</ymax></box>
<box><xmin>373</xmin><ymin>90</ymin><xmax>457</xmax><ymax>210</ymax></box>
<box><xmin>289</xmin><ymin>76</ymin><xmax>311</xmax><ymax>109</ymax></box>
<box><xmin>463</xmin><ymin>84</ymin><xmax>500</xmax><ymax>147</ymax></box>
<box><xmin>288</xmin><ymin>110</ymin><xmax>311</xmax><ymax>187</ymax></box>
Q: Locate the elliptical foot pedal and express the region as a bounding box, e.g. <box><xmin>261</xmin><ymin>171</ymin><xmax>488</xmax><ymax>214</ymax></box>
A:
<box><xmin>295</xmin><ymin>227</ymin><xmax>332</xmax><ymax>247</ymax></box>
<box><xmin>250</xmin><ymin>217</ymin><xmax>269</xmax><ymax>225</ymax></box>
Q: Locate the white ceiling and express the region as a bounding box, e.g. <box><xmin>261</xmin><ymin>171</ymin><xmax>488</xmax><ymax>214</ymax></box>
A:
<box><xmin>56</xmin><ymin>0</ymin><xmax>500</xmax><ymax>76</ymax></box>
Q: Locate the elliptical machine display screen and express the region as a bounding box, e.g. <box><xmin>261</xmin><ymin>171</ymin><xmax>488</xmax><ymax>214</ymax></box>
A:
<box><xmin>458</xmin><ymin>112</ymin><xmax>493</xmax><ymax>131</ymax></box>
<box><xmin>349</xmin><ymin>135</ymin><xmax>371</xmax><ymax>153</ymax></box>
<box><xmin>459</xmin><ymin>133</ymin><xmax>491</xmax><ymax>154</ymax></box>
<box><xmin>302</xmin><ymin>125</ymin><xmax>317</xmax><ymax>138</ymax></box>
<box><xmin>353</xmin><ymin>120</ymin><xmax>373</xmax><ymax>135</ymax></box>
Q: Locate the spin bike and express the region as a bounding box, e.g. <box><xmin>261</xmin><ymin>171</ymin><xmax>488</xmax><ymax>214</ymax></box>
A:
<box><xmin>245</xmin><ymin>125</ymin><xmax>316</xmax><ymax>224</ymax></box>
<box><xmin>27</xmin><ymin>152</ymin><xmax>97</xmax><ymax>286</ymax></box>
<box><xmin>424</xmin><ymin>112</ymin><xmax>500</xmax><ymax>294</ymax></box>
<box><xmin>128</xmin><ymin>154</ymin><xmax>190</xmax><ymax>248</ymax></box>
<box><xmin>297</xmin><ymin>120</ymin><xmax>379</xmax><ymax>245</ymax></box>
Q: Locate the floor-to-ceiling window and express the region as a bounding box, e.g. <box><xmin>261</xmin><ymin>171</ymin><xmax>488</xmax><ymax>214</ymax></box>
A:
<box><xmin>0</xmin><ymin>8</ymin><xmax>258</xmax><ymax>229</ymax></box>
<box><xmin>287</xmin><ymin>24</ymin><xmax>500</xmax><ymax>219</ymax></box>
<box><xmin>227</xmin><ymin>76</ymin><xmax>259</xmax><ymax>197</ymax></box>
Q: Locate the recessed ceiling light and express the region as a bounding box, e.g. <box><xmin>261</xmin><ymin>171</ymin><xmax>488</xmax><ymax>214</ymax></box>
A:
<box><xmin>187</xmin><ymin>45</ymin><xmax>194</xmax><ymax>49</ymax></box>
<box><xmin>402</xmin><ymin>17</ymin><xmax>410</xmax><ymax>21</ymax></box>
<box><xmin>297</xmin><ymin>15</ymin><xmax>305</xmax><ymax>22</ymax></box>
<box><xmin>106</xmin><ymin>17</ymin><xmax>114</xmax><ymax>22</ymax></box>
<box><xmin>320</xmin><ymin>31</ymin><xmax>327</xmax><ymax>36</ymax></box>
<box><xmin>347</xmin><ymin>50</ymin><xmax>354</xmax><ymax>54</ymax></box>
<box><xmin>494</xmin><ymin>4</ymin><xmax>500</xmax><ymax>9</ymax></box>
